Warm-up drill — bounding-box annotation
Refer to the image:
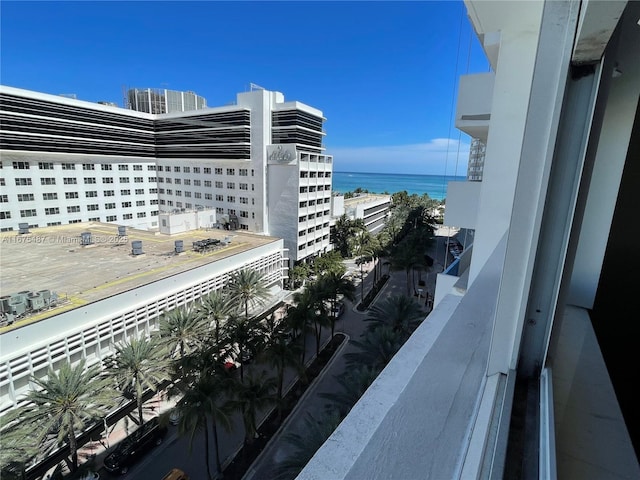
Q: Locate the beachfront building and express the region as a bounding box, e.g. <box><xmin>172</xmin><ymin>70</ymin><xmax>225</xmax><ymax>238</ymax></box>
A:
<box><xmin>300</xmin><ymin>1</ymin><xmax>640</xmax><ymax>479</ymax></box>
<box><xmin>0</xmin><ymin>223</ymin><xmax>287</xmax><ymax>413</ymax></box>
<box><xmin>0</xmin><ymin>84</ymin><xmax>332</xmax><ymax>262</ymax></box>
<box><xmin>331</xmin><ymin>193</ymin><xmax>391</xmax><ymax>235</ymax></box>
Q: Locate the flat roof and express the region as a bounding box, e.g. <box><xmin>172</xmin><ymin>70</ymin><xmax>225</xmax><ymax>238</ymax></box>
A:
<box><xmin>343</xmin><ymin>193</ymin><xmax>391</xmax><ymax>207</ymax></box>
<box><xmin>0</xmin><ymin>222</ymin><xmax>280</xmax><ymax>331</ymax></box>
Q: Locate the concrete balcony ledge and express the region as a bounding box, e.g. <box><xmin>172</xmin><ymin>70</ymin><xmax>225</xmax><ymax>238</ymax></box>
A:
<box><xmin>298</xmin><ymin>238</ymin><xmax>505</xmax><ymax>480</ymax></box>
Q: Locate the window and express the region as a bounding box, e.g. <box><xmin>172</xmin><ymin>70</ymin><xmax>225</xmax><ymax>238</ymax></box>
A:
<box><xmin>136</xmin><ymin>200</ymin><xmax>145</xmax><ymax>206</ymax></box>
<box><xmin>134</xmin><ymin>177</ymin><xmax>143</xmax><ymax>183</ymax></box>
<box><xmin>103</xmin><ymin>177</ymin><xmax>113</xmax><ymax>184</ymax></box>
<box><xmin>184</xmin><ymin>179</ymin><xmax>190</xmax><ymax>186</ymax></box>
<box><xmin>18</xmin><ymin>193</ymin><xmax>34</xmax><ymax>201</ymax></box>
<box><xmin>88</xmin><ymin>217</ymin><xmax>100</xmax><ymax>222</ymax></box>
<box><xmin>165</xmin><ymin>178</ymin><xmax>172</xmax><ymax>184</ymax></box>
<box><xmin>184</xmin><ymin>192</ymin><xmax>191</xmax><ymax>198</ymax></box>
<box><xmin>123</xmin><ymin>213</ymin><xmax>133</xmax><ymax>220</ymax></box>
<box><xmin>240</xmin><ymin>210</ymin><xmax>248</xmax><ymax>218</ymax></box>
<box><xmin>167</xmin><ymin>200</ymin><xmax>173</xmax><ymax>206</ymax></box>
<box><xmin>20</xmin><ymin>209</ymin><xmax>37</xmax><ymax>217</ymax></box>
<box><xmin>133</xmin><ymin>165</ymin><xmax>143</xmax><ymax>171</ymax></box>
<box><xmin>176</xmin><ymin>201</ymin><xmax>183</xmax><ymax>208</ymax></box>
<box><xmin>149</xmin><ymin>188</ymin><xmax>158</xmax><ymax>194</ymax></box>
<box><xmin>215</xmin><ymin>181</ymin><xmax>223</xmax><ymax>188</ymax></box>
<box><xmin>174</xmin><ymin>166</ymin><xmax>181</xmax><ymax>172</ymax></box>
<box><xmin>148</xmin><ymin>177</ymin><xmax>157</xmax><ymax>182</ymax></box>
<box><xmin>160</xmin><ymin>200</ymin><xmax>166</xmax><ymax>205</ymax></box>
<box><xmin>87</xmin><ymin>204</ymin><xmax>99</xmax><ymax>211</ymax></box>
<box><xmin>137</xmin><ymin>212</ymin><xmax>146</xmax><ymax>218</ymax></box>
<box><xmin>150</xmin><ymin>199</ymin><xmax>159</xmax><ymax>205</ymax></box>
<box><xmin>175</xmin><ymin>190</ymin><xmax>182</xmax><ymax>197</ymax></box>
<box><xmin>158</xmin><ymin>188</ymin><xmax>165</xmax><ymax>194</ymax></box>
<box><xmin>193</xmin><ymin>180</ymin><xmax>201</xmax><ymax>186</ymax></box>
<box><xmin>0</xmin><ymin>195</ymin><xmax>7</xmax><ymax>202</ymax></box>
<box><xmin>239</xmin><ymin>168</ymin><xmax>248</xmax><ymax>176</ymax></box>
<box><xmin>43</xmin><ymin>193</ymin><xmax>58</xmax><ymax>200</ymax></box>
<box><xmin>157</xmin><ymin>177</ymin><xmax>164</xmax><ymax>183</ymax></box>
<box><xmin>204</xmin><ymin>180</ymin><xmax>212</xmax><ymax>187</ymax></box>
<box><xmin>104</xmin><ymin>190</ymin><xmax>114</xmax><ymax>196</ymax></box>
<box><xmin>0</xmin><ymin>179</ymin><xmax>4</xmax><ymax>186</ymax></box>
<box><xmin>194</xmin><ymin>192</ymin><xmax>202</xmax><ymax>199</ymax></box>
<box><xmin>193</xmin><ymin>167</ymin><xmax>200</xmax><ymax>173</ymax></box>
<box><xmin>166</xmin><ymin>189</ymin><xmax>173</xmax><ymax>195</ymax></box>
<box><xmin>16</xmin><ymin>178</ymin><xmax>32</xmax><ymax>186</ymax></box>
<box><xmin>185</xmin><ymin>203</ymin><xmax>192</xmax><ymax>209</ymax></box>
<box><xmin>215</xmin><ymin>168</ymin><xmax>223</xmax><ymax>175</ymax></box>
<box><xmin>215</xmin><ymin>194</ymin><xmax>223</xmax><ymax>201</ymax></box>
<box><xmin>240</xmin><ymin>197</ymin><xmax>248</xmax><ymax>204</ymax></box>
<box><xmin>183</xmin><ymin>167</ymin><xmax>190</xmax><ymax>173</ymax></box>
<box><xmin>135</xmin><ymin>189</ymin><xmax>144</xmax><ymax>194</ymax></box>
<box><xmin>204</xmin><ymin>167</ymin><xmax>211</xmax><ymax>174</ymax></box>
<box><xmin>228</xmin><ymin>209</ymin><xmax>236</xmax><ymax>215</ymax></box>
<box><xmin>147</xmin><ymin>165</ymin><xmax>156</xmax><ymax>171</ymax></box>
<box><xmin>0</xmin><ymin>211</ymin><xmax>11</xmax><ymax>219</ymax></box>
<box><xmin>239</xmin><ymin>183</ymin><xmax>248</xmax><ymax>190</ymax></box>
<box><xmin>251</xmin><ymin>184</ymin><xmax>255</xmax><ymax>191</ymax></box>
<box><xmin>118</xmin><ymin>165</ymin><xmax>129</xmax><ymax>171</ymax></box>
<box><xmin>67</xmin><ymin>206</ymin><xmax>80</xmax><ymax>213</ymax></box>
<box><xmin>175</xmin><ymin>179</ymin><xmax>181</xmax><ymax>185</ymax></box>
<box><xmin>121</xmin><ymin>189</ymin><xmax>131</xmax><ymax>195</ymax></box>
<box><xmin>84</xmin><ymin>177</ymin><xmax>96</xmax><ymax>184</ymax></box>
<box><xmin>122</xmin><ymin>201</ymin><xmax>132</xmax><ymax>208</ymax></box>
<box><xmin>120</xmin><ymin>177</ymin><xmax>130</xmax><ymax>183</ymax></box>
<box><xmin>86</xmin><ymin>191</ymin><xmax>97</xmax><ymax>198</ymax></box>
<box><xmin>83</xmin><ymin>163</ymin><xmax>95</xmax><ymax>170</ymax></box>
<box><xmin>106</xmin><ymin>215</ymin><xmax>117</xmax><ymax>221</ymax></box>
<box><xmin>65</xmin><ymin>192</ymin><xmax>79</xmax><ymax>199</ymax></box>
<box><xmin>45</xmin><ymin>207</ymin><xmax>60</xmax><ymax>215</ymax></box>
<box><xmin>205</xmin><ymin>193</ymin><xmax>212</xmax><ymax>200</ymax></box>
<box><xmin>105</xmin><ymin>203</ymin><xmax>116</xmax><ymax>209</ymax></box>
<box><xmin>226</xmin><ymin>168</ymin><xmax>235</xmax><ymax>175</ymax></box>
<box><xmin>227</xmin><ymin>182</ymin><xmax>235</xmax><ymax>189</ymax></box>
<box><xmin>216</xmin><ymin>207</ymin><xmax>223</xmax><ymax>214</ymax></box>
<box><xmin>13</xmin><ymin>162</ymin><xmax>30</xmax><ymax>169</ymax></box>
<box><xmin>62</xmin><ymin>163</ymin><xmax>75</xmax><ymax>170</ymax></box>
<box><xmin>47</xmin><ymin>222</ymin><xmax>62</xmax><ymax>226</ymax></box>
<box><xmin>63</xmin><ymin>178</ymin><xmax>77</xmax><ymax>185</ymax></box>
<box><xmin>39</xmin><ymin>162</ymin><xmax>54</xmax><ymax>169</ymax></box>
<box><xmin>101</xmin><ymin>164</ymin><xmax>112</xmax><ymax>170</ymax></box>
<box><xmin>227</xmin><ymin>196</ymin><xmax>235</xmax><ymax>202</ymax></box>
<box><xmin>69</xmin><ymin>219</ymin><xmax>82</xmax><ymax>224</ymax></box>
<box><xmin>151</xmin><ymin>211</ymin><xmax>158</xmax><ymax>216</ymax></box>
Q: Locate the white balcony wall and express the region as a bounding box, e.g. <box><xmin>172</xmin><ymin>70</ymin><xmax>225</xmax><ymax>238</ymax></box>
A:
<box><xmin>443</xmin><ymin>180</ymin><xmax>481</xmax><ymax>229</ymax></box>
<box><xmin>455</xmin><ymin>72</ymin><xmax>495</xmax><ymax>142</ymax></box>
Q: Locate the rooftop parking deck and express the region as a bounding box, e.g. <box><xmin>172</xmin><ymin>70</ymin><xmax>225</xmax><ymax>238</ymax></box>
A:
<box><xmin>0</xmin><ymin>222</ymin><xmax>280</xmax><ymax>331</ymax></box>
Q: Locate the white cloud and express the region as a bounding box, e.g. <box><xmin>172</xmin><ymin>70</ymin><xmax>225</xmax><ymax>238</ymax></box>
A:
<box><xmin>327</xmin><ymin>138</ymin><xmax>470</xmax><ymax>176</ymax></box>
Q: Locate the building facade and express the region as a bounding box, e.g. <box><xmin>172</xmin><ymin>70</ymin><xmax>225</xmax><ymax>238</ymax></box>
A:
<box><xmin>126</xmin><ymin>88</ymin><xmax>207</xmax><ymax>114</ymax></box>
<box><xmin>0</xmin><ymin>85</ymin><xmax>332</xmax><ymax>262</ymax></box>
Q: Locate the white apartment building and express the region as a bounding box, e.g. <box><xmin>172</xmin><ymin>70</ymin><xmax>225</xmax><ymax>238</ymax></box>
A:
<box><xmin>331</xmin><ymin>193</ymin><xmax>391</xmax><ymax>235</ymax></box>
<box><xmin>0</xmin><ymin>85</ymin><xmax>332</xmax><ymax>262</ymax></box>
<box><xmin>301</xmin><ymin>1</ymin><xmax>639</xmax><ymax>479</ymax></box>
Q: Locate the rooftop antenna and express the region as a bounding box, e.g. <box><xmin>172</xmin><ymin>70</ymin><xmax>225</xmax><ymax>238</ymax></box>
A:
<box><xmin>250</xmin><ymin>82</ymin><xmax>265</xmax><ymax>91</ymax></box>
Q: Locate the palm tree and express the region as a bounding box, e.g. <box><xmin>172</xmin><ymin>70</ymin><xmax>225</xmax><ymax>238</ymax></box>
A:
<box><xmin>0</xmin><ymin>421</ymin><xmax>40</xmax><ymax>479</ymax></box>
<box><xmin>173</xmin><ymin>375</ymin><xmax>233</xmax><ymax>480</ymax></box>
<box><xmin>103</xmin><ymin>336</ymin><xmax>171</xmax><ymax>425</ymax></box>
<box><xmin>345</xmin><ymin>325</ymin><xmax>405</xmax><ymax>371</ymax></box>
<box><xmin>272</xmin><ymin>411</ymin><xmax>343</xmax><ymax>480</ymax></box>
<box><xmin>229</xmin><ymin>372</ymin><xmax>277</xmax><ymax>447</ymax></box>
<box><xmin>227</xmin><ymin>268</ymin><xmax>270</xmax><ymax>321</ymax></box>
<box><xmin>316</xmin><ymin>273</ymin><xmax>356</xmax><ymax>337</ymax></box>
<box><xmin>198</xmin><ymin>290</ymin><xmax>235</xmax><ymax>346</ymax></box>
<box><xmin>156</xmin><ymin>305</ymin><xmax>207</xmax><ymax>359</ymax></box>
<box><xmin>225</xmin><ymin>313</ymin><xmax>263</xmax><ymax>382</ymax></box>
<box><xmin>319</xmin><ymin>365</ymin><xmax>380</xmax><ymax>416</ymax></box>
<box><xmin>389</xmin><ymin>241</ymin><xmax>422</xmax><ymax>296</ymax></box>
<box><xmin>7</xmin><ymin>360</ymin><xmax>115</xmax><ymax>473</ymax></box>
<box><xmin>365</xmin><ymin>294</ymin><xmax>425</xmax><ymax>339</ymax></box>
<box><xmin>283</xmin><ymin>303</ymin><xmax>314</xmax><ymax>366</ymax></box>
<box><xmin>259</xmin><ymin>335</ymin><xmax>303</xmax><ymax>420</ymax></box>
<box><xmin>294</xmin><ymin>283</ymin><xmax>329</xmax><ymax>356</ymax></box>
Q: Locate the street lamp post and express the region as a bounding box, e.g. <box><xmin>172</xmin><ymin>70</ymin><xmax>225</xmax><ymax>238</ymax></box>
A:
<box><xmin>417</xmin><ymin>288</ymin><xmax>424</xmax><ymax>304</ymax></box>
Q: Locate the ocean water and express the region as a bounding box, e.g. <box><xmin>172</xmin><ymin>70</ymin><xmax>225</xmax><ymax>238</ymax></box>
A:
<box><xmin>332</xmin><ymin>172</ymin><xmax>466</xmax><ymax>201</ymax></box>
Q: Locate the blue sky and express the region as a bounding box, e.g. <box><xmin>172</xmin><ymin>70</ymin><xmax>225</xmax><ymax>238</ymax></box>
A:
<box><xmin>0</xmin><ymin>1</ymin><xmax>489</xmax><ymax>175</ymax></box>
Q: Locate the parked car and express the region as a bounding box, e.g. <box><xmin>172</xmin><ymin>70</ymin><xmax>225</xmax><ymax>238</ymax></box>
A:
<box><xmin>161</xmin><ymin>468</ymin><xmax>189</xmax><ymax>480</ymax></box>
<box><xmin>103</xmin><ymin>417</ymin><xmax>167</xmax><ymax>474</ymax></box>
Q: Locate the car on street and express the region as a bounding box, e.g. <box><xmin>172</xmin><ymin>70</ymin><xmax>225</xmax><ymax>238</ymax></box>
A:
<box><xmin>103</xmin><ymin>417</ymin><xmax>167</xmax><ymax>474</ymax></box>
<box><xmin>161</xmin><ymin>468</ymin><xmax>189</xmax><ymax>480</ymax></box>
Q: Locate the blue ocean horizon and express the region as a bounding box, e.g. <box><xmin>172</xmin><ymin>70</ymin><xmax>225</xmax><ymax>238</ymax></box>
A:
<box><xmin>332</xmin><ymin>171</ymin><xmax>466</xmax><ymax>201</ymax></box>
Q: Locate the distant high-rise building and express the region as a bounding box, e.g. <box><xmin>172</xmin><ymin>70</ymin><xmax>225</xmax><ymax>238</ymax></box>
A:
<box><xmin>467</xmin><ymin>138</ymin><xmax>485</xmax><ymax>181</ymax></box>
<box><xmin>126</xmin><ymin>88</ymin><xmax>207</xmax><ymax>113</ymax></box>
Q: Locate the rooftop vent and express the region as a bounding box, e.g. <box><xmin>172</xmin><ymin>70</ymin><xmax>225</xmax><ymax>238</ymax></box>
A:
<box><xmin>118</xmin><ymin>226</ymin><xmax>127</xmax><ymax>236</ymax></box>
<box><xmin>131</xmin><ymin>240</ymin><xmax>144</xmax><ymax>256</ymax></box>
<box><xmin>18</xmin><ymin>223</ymin><xmax>30</xmax><ymax>235</ymax></box>
<box><xmin>80</xmin><ymin>232</ymin><xmax>93</xmax><ymax>246</ymax></box>
<box><xmin>174</xmin><ymin>240</ymin><xmax>184</xmax><ymax>254</ymax></box>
